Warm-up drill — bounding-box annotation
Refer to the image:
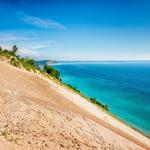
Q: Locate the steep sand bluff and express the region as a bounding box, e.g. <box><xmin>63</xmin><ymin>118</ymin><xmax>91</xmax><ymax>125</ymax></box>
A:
<box><xmin>0</xmin><ymin>60</ymin><xmax>149</xmax><ymax>150</ymax></box>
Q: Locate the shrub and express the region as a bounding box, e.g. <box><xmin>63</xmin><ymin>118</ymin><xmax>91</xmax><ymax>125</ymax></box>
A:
<box><xmin>16</xmin><ymin>57</ymin><xmax>41</xmax><ymax>72</ymax></box>
<box><xmin>90</xmin><ymin>97</ymin><xmax>109</xmax><ymax>111</ymax></box>
<box><xmin>10</xmin><ymin>57</ymin><xmax>20</xmax><ymax>67</ymax></box>
<box><xmin>103</xmin><ymin>105</ymin><xmax>109</xmax><ymax>111</ymax></box>
<box><xmin>11</xmin><ymin>57</ymin><xmax>16</xmax><ymax>62</ymax></box>
<box><xmin>43</xmin><ymin>64</ymin><xmax>60</xmax><ymax>80</ymax></box>
<box><xmin>1</xmin><ymin>49</ymin><xmax>16</xmax><ymax>58</ymax></box>
<box><xmin>66</xmin><ymin>84</ymin><xmax>80</xmax><ymax>93</ymax></box>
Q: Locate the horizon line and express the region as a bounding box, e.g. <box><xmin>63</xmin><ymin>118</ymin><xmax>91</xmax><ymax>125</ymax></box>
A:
<box><xmin>36</xmin><ymin>59</ymin><xmax>150</xmax><ymax>62</ymax></box>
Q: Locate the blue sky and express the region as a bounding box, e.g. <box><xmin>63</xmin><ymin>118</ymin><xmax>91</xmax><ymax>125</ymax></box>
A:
<box><xmin>0</xmin><ymin>0</ymin><xmax>150</xmax><ymax>60</ymax></box>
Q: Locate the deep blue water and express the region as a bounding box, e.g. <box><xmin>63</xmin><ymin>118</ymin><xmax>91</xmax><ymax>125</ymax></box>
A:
<box><xmin>38</xmin><ymin>61</ymin><xmax>150</xmax><ymax>136</ymax></box>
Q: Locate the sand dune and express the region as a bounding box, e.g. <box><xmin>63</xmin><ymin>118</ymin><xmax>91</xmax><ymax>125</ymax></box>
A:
<box><xmin>0</xmin><ymin>60</ymin><xmax>149</xmax><ymax>150</ymax></box>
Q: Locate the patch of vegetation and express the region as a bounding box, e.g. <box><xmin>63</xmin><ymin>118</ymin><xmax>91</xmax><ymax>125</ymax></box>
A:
<box><xmin>66</xmin><ymin>84</ymin><xmax>80</xmax><ymax>93</ymax></box>
<box><xmin>0</xmin><ymin>49</ymin><xmax>16</xmax><ymax>58</ymax></box>
<box><xmin>90</xmin><ymin>97</ymin><xmax>109</xmax><ymax>111</ymax></box>
<box><xmin>43</xmin><ymin>64</ymin><xmax>60</xmax><ymax>80</ymax></box>
<box><xmin>0</xmin><ymin>46</ymin><xmax>42</xmax><ymax>72</ymax></box>
<box><xmin>65</xmin><ymin>83</ymin><xmax>108</xmax><ymax>111</ymax></box>
<box><xmin>10</xmin><ymin>57</ymin><xmax>20</xmax><ymax>67</ymax></box>
<box><xmin>19</xmin><ymin>57</ymin><xmax>41</xmax><ymax>72</ymax></box>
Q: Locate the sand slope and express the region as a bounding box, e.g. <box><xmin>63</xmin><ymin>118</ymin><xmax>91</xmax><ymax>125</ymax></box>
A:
<box><xmin>0</xmin><ymin>60</ymin><xmax>149</xmax><ymax>150</ymax></box>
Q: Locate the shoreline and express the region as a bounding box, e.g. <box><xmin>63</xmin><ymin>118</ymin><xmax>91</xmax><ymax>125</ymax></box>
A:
<box><xmin>50</xmin><ymin>62</ymin><xmax>150</xmax><ymax>138</ymax></box>
<box><xmin>0</xmin><ymin>59</ymin><xmax>149</xmax><ymax>149</ymax></box>
<box><xmin>38</xmin><ymin>73</ymin><xmax>150</xmax><ymax>149</ymax></box>
<box><xmin>61</xmin><ymin>80</ymin><xmax>150</xmax><ymax>138</ymax></box>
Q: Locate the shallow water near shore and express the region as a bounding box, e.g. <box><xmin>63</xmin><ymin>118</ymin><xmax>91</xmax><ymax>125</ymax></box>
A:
<box><xmin>38</xmin><ymin>61</ymin><xmax>150</xmax><ymax>137</ymax></box>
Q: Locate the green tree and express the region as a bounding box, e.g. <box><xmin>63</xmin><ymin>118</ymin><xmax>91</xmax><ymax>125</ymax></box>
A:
<box><xmin>43</xmin><ymin>64</ymin><xmax>60</xmax><ymax>80</ymax></box>
<box><xmin>0</xmin><ymin>46</ymin><xmax>2</xmax><ymax>51</ymax></box>
<box><xmin>12</xmin><ymin>45</ymin><xmax>18</xmax><ymax>54</ymax></box>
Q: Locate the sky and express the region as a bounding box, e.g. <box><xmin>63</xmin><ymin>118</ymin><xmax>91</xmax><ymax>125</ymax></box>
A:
<box><xmin>0</xmin><ymin>0</ymin><xmax>150</xmax><ymax>60</ymax></box>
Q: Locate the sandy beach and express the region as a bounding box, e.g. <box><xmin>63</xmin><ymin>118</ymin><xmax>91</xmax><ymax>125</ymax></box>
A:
<box><xmin>0</xmin><ymin>60</ymin><xmax>150</xmax><ymax>150</ymax></box>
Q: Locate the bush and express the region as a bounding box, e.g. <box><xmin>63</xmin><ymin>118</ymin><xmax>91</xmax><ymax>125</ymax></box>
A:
<box><xmin>10</xmin><ymin>57</ymin><xmax>20</xmax><ymax>67</ymax></box>
<box><xmin>0</xmin><ymin>49</ymin><xmax>16</xmax><ymax>58</ymax></box>
<box><xmin>11</xmin><ymin>57</ymin><xmax>16</xmax><ymax>62</ymax></box>
<box><xmin>66</xmin><ymin>84</ymin><xmax>80</xmax><ymax>93</ymax></box>
<box><xmin>43</xmin><ymin>64</ymin><xmax>60</xmax><ymax>80</ymax></box>
<box><xmin>90</xmin><ymin>97</ymin><xmax>109</xmax><ymax>111</ymax></box>
<box><xmin>103</xmin><ymin>105</ymin><xmax>109</xmax><ymax>111</ymax></box>
<box><xmin>16</xmin><ymin>57</ymin><xmax>41</xmax><ymax>72</ymax></box>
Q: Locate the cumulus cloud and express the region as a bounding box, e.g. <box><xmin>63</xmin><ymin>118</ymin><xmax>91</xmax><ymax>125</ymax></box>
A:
<box><xmin>22</xmin><ymin>15</ymin><xmax>66</xmax><ymax>30</ymax></box>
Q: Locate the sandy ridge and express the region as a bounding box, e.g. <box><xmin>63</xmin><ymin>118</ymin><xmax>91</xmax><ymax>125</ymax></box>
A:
<box><xmin>0</xmin><ymin>60</ymin><xmax>150</xmax><ymax>150</ymax></box>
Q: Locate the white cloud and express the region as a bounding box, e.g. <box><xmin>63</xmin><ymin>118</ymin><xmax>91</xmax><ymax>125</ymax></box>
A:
<box><xmin>22</xmin><ymin>15</ymin><xmax>66</xmax><ymax>30</ymax></box>
<box><xmin>31</xmin><ymin>44</ymin><xmax>49</xmax><ymax>49</ymax></box>
<box><xmin>19</xmin><ymin>48</ymin><xmax>40</xmax><ymax>58</ymax></box>
<box><xmin>0</xmin><ymin>36</ymin><xmax>39</xmax><ymax>41</ymax></box>
<box><xmin>30</xmin><ymin>41</ymin><xmax>56</xmax><ymax>49</ymax></box>
<box><xmin>0</xmin><ymin>34</ymin><xmax>40</xmax><ymax>41</ymax></box>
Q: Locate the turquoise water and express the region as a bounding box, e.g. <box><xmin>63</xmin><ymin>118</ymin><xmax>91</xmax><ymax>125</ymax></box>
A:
<box><xmin>37</xmin><ymin>62</ymin><xmax>150</xmax><ymax>136</ymax></box>
<box><xmin>38</xmin><ymin>61</ymin><xmax>150</xmax><ymax>136</ymax></box>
